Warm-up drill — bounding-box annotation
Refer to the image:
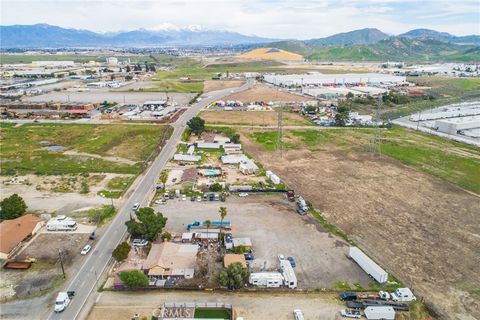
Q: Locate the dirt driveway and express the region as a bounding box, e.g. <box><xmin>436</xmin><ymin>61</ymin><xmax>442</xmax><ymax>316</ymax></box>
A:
<box><xmin>87</xmin><ymin>290</ymin><xmax>343</xmax><ymax>320</ymax></box>
<box><xmin>240</xmin><ymin>129</ymin><xmax>480</xmax><ymax>320</ymax></box>
<box><xmin>154</xmin><ymin>194</ymin><xmax>371</xmax><ymax>289</ymax></box>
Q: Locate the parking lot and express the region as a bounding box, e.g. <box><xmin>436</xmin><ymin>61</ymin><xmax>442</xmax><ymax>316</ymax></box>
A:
<box><xmin>155</xmin><ymin>193</ymin><xmax>371</xmax><ymax>289</ymax></box>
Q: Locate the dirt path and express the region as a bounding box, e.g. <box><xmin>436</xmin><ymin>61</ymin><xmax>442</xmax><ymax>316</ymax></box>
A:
<box><xmin>239</xmin><ymin>128</ymin><xmax>480</xmax><ymax>320</ymax></box>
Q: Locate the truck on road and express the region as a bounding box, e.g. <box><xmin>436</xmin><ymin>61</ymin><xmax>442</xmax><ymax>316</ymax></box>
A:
<box><xmin>54</xmin><ymin>291</ymin><xmax>74</xmax><ymax>312</ymax></box>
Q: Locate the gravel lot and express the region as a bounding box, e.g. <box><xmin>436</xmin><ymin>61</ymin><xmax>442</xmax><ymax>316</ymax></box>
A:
<box><xmin>87</xmin><ymin>290</ymin><xmax>343</xmax><ymax>320</ymax></box>
<box><xmin>155</xmin><ymin>193</ymin><xmax>370</xmax><ymax>289</ymax></box>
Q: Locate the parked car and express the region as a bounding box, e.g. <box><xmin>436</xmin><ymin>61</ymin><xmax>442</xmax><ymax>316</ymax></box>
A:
<box><xmin>209</xmin><ymin>193</ymin><xmax>215</xmax><ymax>201</ymax></box>
<box><xmin>156</xmin><ymin>199</ymin><xmax>167</xmax><ymax>205</ymax></box>
<box><xmin>287</xmin><ymin>256</ymin><xmax>296</xmax><ymax>268</ymax></box>
<box><xmin>293</xmin><ymin>309</ymin><xmax>304</xmax><ymax>320</ymax></box>
<box><xmin>379</xmin><ymin>291</ymin><xmax>391</xmax><ymax>300</ymax></box>
<box><xmin>340</xmin><ymin>309</ymin><xmax>361</xmax><ymax>318</ymax></box>
<box><xmin>168</xmin><ymin>193</ymin><xmax>174</xmax><ymax>199</ymax></box>
<box><xmin>132</xmin><ymin>203</ymin><xmax>140</xmax><ymax>211</ymax></box>
<box><xmin>239</xmin><ymin>192</ymin><xmax>248</xmax><ymax>197</ymax></box>
<box><xmin>80</xmin><ymin>244</ymin><xmax>92</xmax><ymax>255</ymax></box>
<box><xmin>163</xmin><ymin>194</ymin><xmax>170</xmax><ymax>200</ymax></box>
<box><xmin>132</xmin><ymin>239</ymin><xmax>148</xmax><ymax>247</ymax></box>
<box><xmin>203</xmin><ymin>194</ymin><xmax>208</xmax><ymax>201</ymax></box>
<box><xmin>339</xmin><ymin>292</ymin><xmax>357</xmax><ymax>301</ymax></box>
<box><xmin>196</xmin><ymin>196</ymin><xmax>202</xmax><ymax>202</ymax></box>
<box><xmin>191</xmin><ymin>196</ymin><xmax>196</xmax><ymax>202</ymax></box>
<box><xmin>89</xmin><ymin>232</ymin><xmax>96</xmax><ymax>240</ymax></box>
<box><xmin>172</xmin><ymin>178</ymin><xmax>177</xmax><ymax>183</ymax></box>
<box><xmin>244</xmin><ymin>253</ymin><xmax>255</xmax><ymax>261</ymax></box>
<box><xmin>278</xmin><ymin>254</ymin><xmax>285</xmax><ymax>261</ymax></box>
<box><xmin>181</xmin><ymin>195</ymin><xmax>187</xmax><ymax>201</ymax></box>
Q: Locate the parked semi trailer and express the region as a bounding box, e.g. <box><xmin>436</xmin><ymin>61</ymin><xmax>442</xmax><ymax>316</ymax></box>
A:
<box><xmin>349</xmin><ymin>247</ymin><xmax>388</xmax><ymax>283</ymax></box>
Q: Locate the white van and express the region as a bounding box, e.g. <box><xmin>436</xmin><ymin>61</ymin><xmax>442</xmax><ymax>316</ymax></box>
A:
<box><xmin>293</xmin><ymin>309</ymin><xmax>304</xmax><ymax>320</ymax></box>
<box><xmin>54</xmin><ymin>292</ymin><xmax>70</xmax><ymax>312</ymax></box>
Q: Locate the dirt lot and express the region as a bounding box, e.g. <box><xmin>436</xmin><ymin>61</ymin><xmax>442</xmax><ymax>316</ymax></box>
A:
<box><xmin>200</xmin><ymin>110</ymin><xmax>311</xmax><ymax>126</ymax></box>
<box><xmin>154</xmin><ymin>194</ymin><xmax>371</xmax><ymax>289</ymax></box>
<box><xmin>240</xmin><ymin>129</ymin><xmax>480</xmax><ymax>320</ymax></box>
<box><xmin>1</xmin><ymin>233</ymin><xmax>90</xmax><ymax>302</ymax></box>
<box><xmin>87</xmin><ymin>290</ymin><xmax>343</xmax><ymax>320</ymax></box>
<box><xmin>204</xmin><ymin>80</ymin><xmax>245</xmax><ymax>93</ymax></box>
<box><xmin>223</xmin><ymin>84</ymin><xmax>311</xmax><ymax>103</ymax></box>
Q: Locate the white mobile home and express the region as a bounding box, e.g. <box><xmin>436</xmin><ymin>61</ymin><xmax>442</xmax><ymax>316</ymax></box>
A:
<box><xmin>349</xmin><ymin>247</ymin><xmax>388</xmax><ymax>283</ymax></box>
<box><xmin>249</xmin><ymin>272</ymin><xmax>284</xmax><ymax>288</ymax></box>
<box><xmin>239</xmin><ymin>159</ymin><xmax>259</xmax><ymax>175</ymax></box>
<box><xmin>280</xmin><ymin>259</ymin><xmax>297</xmax><ymax>289</ymax></box>
<box><xmin>173</xmin><ymin>154</ymin><xmax>201</xmax><ymax>162</ymax></box>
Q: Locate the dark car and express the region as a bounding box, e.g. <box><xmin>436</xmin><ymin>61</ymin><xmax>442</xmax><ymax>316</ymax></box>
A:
<box><xmin>287</xmin><ymin>256</ymin><xmax>296</xmax><ymax>268</ymax></box>
<box><xmin>191</xmin><ymin>196</ymin><xmax>196</xmax><ymax>202</ymax></box>
<box><xmin>169</xmin><ymin>193</ymin><xmax>174</xmax><ymax>199</ymax></box>
<box><xmin>89</xmin><ymin>232</ymin><xmax>96</xmax><ymax>240</ymax></box>
<box><xmin>339</xmin><ymin>292</ymin><xmax>358</xmax><ymax>301</ymax></box>
<box><xmin>209</xmin><ymin>193</ymin><xmax>214</xmax><ymax>201</ymax></box>
<box><xmin>244</xmin><ymin>253</ymin><xmax>255</xmax><ymax>261</ymax></box>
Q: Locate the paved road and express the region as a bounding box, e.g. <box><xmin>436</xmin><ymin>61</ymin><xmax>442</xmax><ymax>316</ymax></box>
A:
<box><xmin>46</xmin><ymin>80</ymin><xmax>252</xmax><ymax>320</ymax></box>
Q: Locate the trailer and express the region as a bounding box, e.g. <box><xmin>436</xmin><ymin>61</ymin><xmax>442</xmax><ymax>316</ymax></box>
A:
<box><xmin>47</xmin><ymin>216</ymin><xmax>77</xmax><ymax>231</ymax></box>
<box><xmin>249</xmin><ymin>272</ymin><xmax>284</xmax><ymax>288</ymax></box>
<box><xmin>187</xmin><ymin>220</ymin><xmax>231</xmax><ymax>230</ymax></box>
<box><xmin>364</xmin><ymin>306</ymin><xmax>395</xmax><ymax>320</ymax></box>
<box><xmin>362</xmin><ymin>300</ymin><xmax>410</xmax><ymax>311</ymax></box>
<box><xmin>349</xmin><ymin>247</ymin><xmax>388</xmax><ymax>283</ymax></box>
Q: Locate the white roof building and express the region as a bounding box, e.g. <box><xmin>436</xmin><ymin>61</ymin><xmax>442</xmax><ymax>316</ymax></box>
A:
<box><xmin>280</xmin><ymin>259</ymin><xmax>297</xmax><ymax>289</ymax></box>
<box><xmin>174</xmin><ymin>154</ymin><xmax>201</xmax><ymax>162</ymax></box>
<box><xmin>221</xmin><ymin>154</ymin><xmax>248</xmax><ymax>164</ymax></box>
<box><xmin>239</xmin><ymin>159</ymin><xmax>259</xmax><ymax>175</ymax></box>
<box><xmin>249</xmin><ymin>272</ymin><xmax>284</xmax><ymax>288</ymax></box>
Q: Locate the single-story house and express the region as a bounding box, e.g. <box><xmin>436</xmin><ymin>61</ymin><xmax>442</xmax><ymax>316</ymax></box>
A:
<box><xmin>181</xmin><ymin>167</ymin><xmax>198</xmax><ymax>182</ymax></box>
<box><xmin>142</xmin><ymin>243</ymin><xmax>198</xmax><ymax>280</ymax></box>
<box><xmin>224</xmin><ymin>254</ymin><xmax>247</xmax><ymax>268</ymax></box>
<box><xmin>0</xmin><ymin>214</ymin><xmax>44</xmax><ymax>260</ymax></box>
<box><xmin>221</xmin><ymin>154</ymin><xmax>248</xmax><ymax>165</ymax></box>
<box><xmin>232</xmin><ymin>237</ymin><xmax>252</xmax><ymax>250</ymax></box>
<box><xmin>239</xmin><ymin>159</ymin><xmax>259</xmax><ymax>175</ymax></box>
<box><xmin>196</xmin><ymin>141</ymin><xmax>222</xmax><ymax>149</ymax></box>
<box><xmin>174</xmin><ymin>154</ymin><xmax>201</xmax><ymax>162</ymax></box>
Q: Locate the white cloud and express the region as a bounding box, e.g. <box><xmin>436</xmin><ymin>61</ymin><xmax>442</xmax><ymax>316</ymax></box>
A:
<box><xmin>1</xmin><ymin>0</ymin><xmax>478</xmax><ymax>38</ymax></box>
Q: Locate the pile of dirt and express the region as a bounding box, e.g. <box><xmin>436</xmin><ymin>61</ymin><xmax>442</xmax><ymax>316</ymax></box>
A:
<box><xmin>240</xmin><ymin>129</ymin><xmax>480</xmax><ymax>320</ymax></box>
<box><xmin>240</xmin><ymin>48</ymin><xmax>304</xmax><ymax>61</ymax></box>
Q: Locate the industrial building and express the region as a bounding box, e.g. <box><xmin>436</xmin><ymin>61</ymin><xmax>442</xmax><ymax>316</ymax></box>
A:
<box><xmin>264</xmin><ymin>73</ymin><xmax>406</xmax><ymax>87</ymax></box>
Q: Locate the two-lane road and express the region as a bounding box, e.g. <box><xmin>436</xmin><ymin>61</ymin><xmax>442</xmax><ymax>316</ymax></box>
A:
<box><xmin>47</xmin><ymin>80</ymin><xmax>252</xmax><ymax>320</ymax></box>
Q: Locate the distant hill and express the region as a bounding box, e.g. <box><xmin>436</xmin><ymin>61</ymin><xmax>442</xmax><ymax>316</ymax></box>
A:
<box><xmin>306</xmin><ymin>38</ymin><xmax>480</xmax><ymax>62</ymax></box>
<box><xmin>240</xmin><ymin>47</ymin><xmax>303</xmax><ymax>61</ymax></box>
<box><xmin>0</xmin><ymin>24</ymin><xmax>274</xmax><ymax>48</ymax></box>
<box><xmin>306</xmin><ymin>28</ymin><xmax>389</xmax><ymax>46</ymax></box>
<box><xmin>399</xmin><ymin>29</ymin><xmax>480</xmax><ymax>45</ymax></box>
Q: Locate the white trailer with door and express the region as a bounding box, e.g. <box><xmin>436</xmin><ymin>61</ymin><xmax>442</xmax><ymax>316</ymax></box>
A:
<box><xmin>249</xmin><ymin>272</ymin><xmax>284</xmax><ymax>288</ymax></box>
<box><xmin>364</xmin><ymin>306</ymin><xmax>395</xmax><ymax>320</ymax></box>
<box><xmin>349</xmin><ymin>247</ymin><xmax>388</xmax><ymax>283</ymax></box>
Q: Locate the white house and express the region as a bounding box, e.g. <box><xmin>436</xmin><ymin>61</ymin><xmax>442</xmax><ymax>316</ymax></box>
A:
<box><xmin>174</xmin><ymin>154</ymin><xmax>201</xmax><ymax>162</ymax></box>
<box><xmin>239</xmin><ymin>159</ymin><xmax>259</xmax><ymax>175</ymax></box>
<box><xmin>221</xmin><ymin>154</ymin><xmax>248</xmax><ymax>165</ymax></box>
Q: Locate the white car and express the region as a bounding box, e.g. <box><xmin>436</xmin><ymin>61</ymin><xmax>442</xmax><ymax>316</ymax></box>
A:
<box><xmin>238</xmin><ymin>192</ymin><xmax>248</xmax><ymax>197</ymax></box>
<box><xmin>132</xmin><ymin>203</ymin><xmax>140</xmax><ymax>210</ymax></box>
<box><xmin>132</xmin><ymin>239</ymin><xmax>148</xmax><ymax>247</ymax></box>
<box><xmin>80</xmin><ymin>244</ymin><xmax>92</xmax><ymax>255</ymax></box>
<box><xmin>340</xmin><ymin>309</ymin><xmax>361</xmax><ymax>318</ymax></box>
<box><xmin>181</xmin><ymin>195</ymin><xmax>187</xmax><ymax>201</ymax></box>
<box><xmin>293</xmin><ymin>309</ymin><xmax>304</xmax><ymax>320</ymax></box>
<box><xmin>155</xmin><ymin>199</ymin><xmax>167</xmax><ymax>205</ymax></box>
<box><xmin>278</xmin><ymin>254</ymin><xmax>285</xmax><ymax>261</ymax></box>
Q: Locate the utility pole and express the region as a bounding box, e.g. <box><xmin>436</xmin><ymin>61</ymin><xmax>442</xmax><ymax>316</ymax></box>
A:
<box><xmin>58</xmin><ymin>249</ymin><xmax>66</xmax><ymax>279</ymax></box>
<box><xmin>277</xmin><ymin>106</ymin><xmax>284</xmax><ymax>158</ymax></box>
<box><xmin>370</xmin><ymin>95</ymin><xmax>382</xmax><ymax>154</ymax></box>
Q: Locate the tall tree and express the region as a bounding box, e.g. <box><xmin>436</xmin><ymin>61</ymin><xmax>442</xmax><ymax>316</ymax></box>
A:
<box><xmin>126</xmin><ymin>65</ymin><xmax>131</xmax><ymax>73</ymax></box>
<box><xmin>218</xmin><ymin>262</ymin><xmax>249</xmax><ymax>290</ymax></box>
<box><xmin>219</xmin><ymin>206</ymin><xmax>227</xmax><ymax>228</ymax></box>
<box><xmin>205</xmin><ymin>219</ymin><xmax>212</xmax><ymax>239</ymax></box>
<box><xmin>159</xmin><ymin>170</ymin><xmax>169</xmax><ymax>190</ymax></box>
<box><xmin>0</xmin><ymin>194</ymin><xmax>27</xmax><ymax>220</ymax></box>
<box><xmin>125</xmin><ymin>207</ymin><xmax>167</xmax><ymax>241</ymax></box>
<box><xmin>187</xmin><ymin>117</ymin><xmax>205</xmax><ymax>135</ymax></box>
<box><xmin>112</xmin><ymin>241</ymin><xmax>131</xmax><ymax>262</ymax></box>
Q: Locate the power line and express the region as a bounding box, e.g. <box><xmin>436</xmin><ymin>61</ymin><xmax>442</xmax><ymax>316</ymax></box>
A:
<box><xmin>370</xmin><ymin>95</ymin><xmax>383</xmax><ymax>154</ymax></box>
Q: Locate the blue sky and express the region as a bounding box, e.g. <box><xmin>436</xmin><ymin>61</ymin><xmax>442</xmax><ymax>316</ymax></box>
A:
<box><xmin>1</xmin><ymin>0</ymin><xmax>479</xmax><ymax>39</ymax></box>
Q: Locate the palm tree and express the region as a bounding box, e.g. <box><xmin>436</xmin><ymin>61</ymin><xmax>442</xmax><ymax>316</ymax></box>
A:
<box><xmin>219</xmin><ymin>206</ymin><xmax>227</xmax><ymax>229</ymax></box>
<box><xmin>205</xmin><ymin>219</ymin><xmax>212</xmax><ymax>241</ymax></box>
<box><xmin>159</xmin><ymin>170</ymin><xmax>168</xmax><ymax>190</ymax></box>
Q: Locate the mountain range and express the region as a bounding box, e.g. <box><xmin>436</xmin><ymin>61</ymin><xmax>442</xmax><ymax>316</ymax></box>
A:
<box><xmin>0</xmin><ymin>24</ymin><xmax>272</xmax><ymax>48</ymax></box>
<box><xmin>1</xmin><ymin>24</ymin><xmax>479</xmax><ymax>62</ymax></box>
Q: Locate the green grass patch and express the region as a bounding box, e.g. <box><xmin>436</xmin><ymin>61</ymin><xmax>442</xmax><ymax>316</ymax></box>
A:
<box><xmin>142</xmin><ymin>80</ymin><xmax>204</xmax><ymax>93</ymax></box>
<box><xmin>0</xmin><ymin>123</ymin><xmax>171</xmax><ymax>175</ymax></box>
<box><xmin>309</xmin><ymin>208</ymin><xmax>353</xmax><ymax>244</ymax></box>
<box><xmin>97</xmin><ymin>190</ymin><xmax>123</xmax><ymax>199</ymax></box>
<box><xmin>193</xmin><ymin>309</ymin><xmax>231</xmax><ymax>319</ymax></box>
<box><xmin>87</xmin><ymin>205</ymin><xmax>116</xmax><ymax>226</ymax></box>
<box><xmin>107</xmin><ymin>176</ymin><xmax>134</xmax><ymax>190</ymax></box>
<box><xmin>250</xmin><ymin>131</ymin><xmax>297</xmax><ymax>151</ymax></box>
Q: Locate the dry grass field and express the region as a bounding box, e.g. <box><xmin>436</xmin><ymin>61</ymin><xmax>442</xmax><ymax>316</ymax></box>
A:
<box><xmin>240</xmin><ymin>127</ymin><xmax>480</xmax><ymax>320</ymax></box>
<box><xmin>223</xmin><ymin>84</ymin><xmax>311</xmax><ymax>103</ymax></box>
<box><xmin>203</xmin><ymin>80</ymin><xmax>245</xmax><ymax>92</ymax></box>
<box><xmin>199</xmin><ymin>110</ymin><xmax>311</xmax><ymax>126</ymax></box>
